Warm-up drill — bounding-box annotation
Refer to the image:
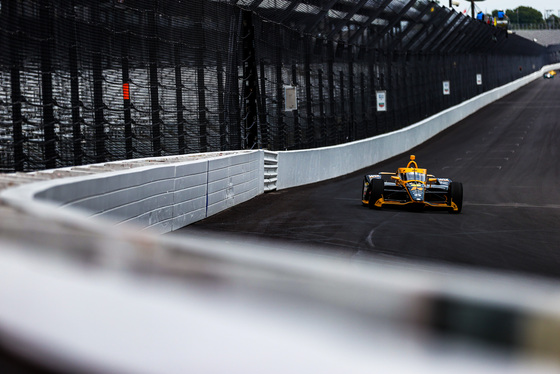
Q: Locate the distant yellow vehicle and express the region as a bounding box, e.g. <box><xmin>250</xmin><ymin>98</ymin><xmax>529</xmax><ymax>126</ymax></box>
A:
<box><xmin>543</xmin><ymin>70</ymin><xmax>556</xmax><ymax>79</ymax></box>
<box><xmin>362</xmin><ymin>155</ymin><xmax>463</xmax><ymax>213</ymax></box>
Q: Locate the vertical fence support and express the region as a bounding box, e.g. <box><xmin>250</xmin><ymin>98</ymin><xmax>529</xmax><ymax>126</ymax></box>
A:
<box><xmin>8</xmin><ymin>2</ymin><xmax>24</xmax><ymax>171</ymax></box>
<box><xmin>291</xmin><ymin>64</ymin><xmax>301</xmax><ymax>148</ymax></box>
<box><xmin>241</xmin><ymin>10</ymin><xmax>258</xmax><ymax>149</ymax></box>
<box><xmin>148</xmin><ymin>5</ymin><xmax>162</xmax><ymax>157</ymax></box>
<box><xmin>304</xmin><ymin>37</ymin><xmax>314</xmax><ymax>148</ymax></box>
<box><xmin>360</xmin><ymin>71</ymin><xmax>366</xmax><ymax>139</ymax></box>
<box><xmin>122</xmin><ymin>52</ymin><xmax>133</xmax><ymax>160</ymax></box>
<box><xmin>69</xmin><ymin>2</ymin><xmax>82</xmax><ymax>166</ymax></box>
<box><xmin>339</xmin><ymin>70</ymin><xmax>345</xmax><ymax>143</ymax></box>
<box><xmin>225</xmin><ymin>9</ymin><xmax>241</xmax><ymax>151</ymax></box>
<box><xmin>317</xmin><ymin>69</ymin><xmax>326</xmax><ymax>146</ymax></box>
<box><xmin>368</xmin><ymin>57</ymin><xmax>377</xmax><ymax>136</ymax></box>
<box><xmin>191</xmin><ymin>0</ymin><xmax>208</xmax><ymax>152</ymax></box>
<box><xmin>40</xmin><ymin>0</ymin><xmax>57</xmax><ymax>169</ymax></box>
<box><xmin>275</xmin><ymin>46</ymin><xmax>285</xmax><ymax>150</ymax></box>
<box><xmin>258</xmin><ymin>59</ymin><xmax>268</xmax><ymax>149</ymax></box>
<box><xmin>348</xmin><ymin>45</ymin><xmax>355</xmax><ymax>141</ymax></box>
<box><xmin>327</xmin><ymin>42</ymin><xmax>335</xmax><ymax>146</ymax></box>
<box><xmin>401</xmin><ymin>53</ymin><xmax>410</xmax><ymax>127</ymax></box>
<box><xmin>217</xmin><ymin>52</ymin><xmax>227</xmax><ymax>151</ymax></box>
<box><xmin>427</xmin><ymin>54</ymin><xmax>437</xmax><ymax>115</ymax></box>
<box><xmin>116</xmin><ymin>5</ymin><xmax>132</xmax><ymax>161</ymax></box>
<box><xmin>379</xmin><ymin>53</ymin><xmax>387</xmax><ymax>133</ymax></box>
<box><xmin>380</xmin><ymin>51</ymin><xmax>392</xmax><ymax>132</ymax></box>
<box><xmin>92</xmin><ymin>3</ymin><xmax>106</xmax><ymax>163</ymax></box>
<box><xmin>10</xmin><ymin>65</ymin><xmax>23</xmax><ymax>171</ymax></box>
<box><xmin>412</xmin><ymin>53</ymin><xmax>421</xmax><ymax>123</ymax></box>
<box><xmin>175</xmin><ymin>44</ymin><xmax>186</xmax><ymax>154</ymax></box>
<box><xmin>196</xmin><ymin>48</ymin><xmax>207</xmax><ymax>153</ymax></box>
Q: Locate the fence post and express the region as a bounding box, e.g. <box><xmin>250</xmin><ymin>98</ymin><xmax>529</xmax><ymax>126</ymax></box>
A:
<box><xmin>339</xmin><ymin>70</ymin><xmax>345</xmax><ymax>143</ymax></box>
<box><xmin>7</xmin><ymin>1</ymin><xmax>24</xmax><ymax>171</ymax></box>
<box><xmin>257</xmin><ymin>59</ymin><xmax>268</xmax><ymax>149</ymax></box>
<box><xmin>384</xmin><ymin>50</ymin><xmax>393</xmax><ymax>132</ymax></box>
<box><xmin>348</xmin><ymin>45</ymin><xmax>355</xmax><ymax>141</ymax></box>
<box><xmin>92</xmin><ymin>3</ymin><xmax>106</xmax><ymax>163</ymax></box>
<box><xmin>175</xmin><ymin>44</ymin><xmax>186</xmax><ymax>154</ymax></box>
<box><xmin>241</xmin><ymin>10</ymin><xmax>258</xmax><ymax>149</ymax></box>
<box><xmin>317</xmin><ymin>68</ymin><xmax>326</xmax><ymax>146</ymax></box>
<box><xmin>291</xmin><ymin>64</ymin><xmax>301</xmax><ymax>148</ymax></box>
<box><xmin>69</xmin><ymin>1</ymin><xmax>82</xmax><ymax>166</ymax></box>
<box><xmin>275</xmin><ymin>45</ymin><xmax>285</xmax><ymax>150</ymax></box>
<box><xmin>122</xmin><ymin>42</ymin><xmax>133</xmax><ymax>160</ymax></box>
<box><xmin>225</xmin><ymin>9</ymin><xmax>241</xmax><ymax>151</ymax></box>
<box><xmin>360</xmin><ymin>71</ymin><xmax>366</xmax><ymax>140</ymax></box>
<box><xmin>218</xmin><ymin>52</ymin><xmax>227</xmax><ymax>151</ymax></box>
<box><xmin>327</xmin><ymin>41</ymin><xmax>335</xmax><ymax>146</ymax></box>
<box><xmin>147</xmin><ymin>4</ymin><xmax>162</xmax><ymax>157</ymax></box>
<box><xmin>40</xmin><ymin>0</ymin><xmax>57</xmax><ymax>169</ymax></box>
<box><xmin>304</xmin><ymin>37</ymin><xmax>314</xmax><ymax>148</ymax></box>
<box><xmin>368</xmin><ymin>57</ymin><xmax>377</xmax><ymax>136</ymax></box>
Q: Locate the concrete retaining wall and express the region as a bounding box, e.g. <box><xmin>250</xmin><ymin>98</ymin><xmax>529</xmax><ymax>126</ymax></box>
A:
<box><xmin>276</xmin><ymin>63</ymin><xmax>560</xmax><ymax>190</ymax></box>
<box><xmin>1</xmin><ymin>151</ymin><xmax>264</xmax><ymax>234</ymax></box>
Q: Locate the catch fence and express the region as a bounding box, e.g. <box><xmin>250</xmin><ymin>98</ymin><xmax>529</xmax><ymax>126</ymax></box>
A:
<box><xmin>0</xmin><ymin>0</ymin><xmax>555</xmax><ymax>172</ymax></box>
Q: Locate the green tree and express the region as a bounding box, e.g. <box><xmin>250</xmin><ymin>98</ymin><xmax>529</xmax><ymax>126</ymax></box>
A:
<box><xmin>546</xmin><ymin>14</ymin><xmax>560</xmax><ymax>29</ymax></box>
<box><xmin>495</xmin><ymin>6</ymin><xmax>544</xmax><ymax>25</ymax></box>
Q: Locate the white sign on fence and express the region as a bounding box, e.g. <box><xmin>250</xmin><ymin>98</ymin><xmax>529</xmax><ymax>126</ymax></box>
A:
<box><xmin>376</xmin><ymin>91</ymin><xmax>387</xmax><ymax>112</ymax></box>
<box><xmin>284</xmin><ymin>86</ymin><xmax>297</xmax><ymax>111</ymax></box>
<box><xmin>442</xmin><ymin>81</ymin><xmax>450</xmax><ymax>95</ymax></box>
<box><xmin>476</xmin><ymin>73</ymin><xmax>482</xmax><ymax>85</ymax></box>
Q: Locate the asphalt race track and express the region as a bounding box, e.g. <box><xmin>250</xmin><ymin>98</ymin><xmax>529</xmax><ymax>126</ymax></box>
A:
<box><xmin>175</xmin><ymin>77</ymin><xmax>560</xmax><ymax>280</ymax></box>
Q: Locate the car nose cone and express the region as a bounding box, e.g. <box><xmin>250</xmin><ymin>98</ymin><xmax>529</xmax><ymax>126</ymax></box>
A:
<box><xmin>407</xmin><ymin>183</ymin><xmax>425</xmax><ymax>201</ymax></box>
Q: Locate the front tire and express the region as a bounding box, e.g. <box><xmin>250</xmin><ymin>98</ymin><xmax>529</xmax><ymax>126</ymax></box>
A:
<box><xmin>368</xmin><ymin>179</ymin><xmax>384</xmax><ymax>209</ymax></box>
<box><xmin>448</xmin><ymin>181</ymin><xmax>463</xmax><ymax>214</ymax></box>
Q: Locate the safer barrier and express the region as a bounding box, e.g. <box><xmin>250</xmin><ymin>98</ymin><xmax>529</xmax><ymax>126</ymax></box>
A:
<box><xmin>1</xmin><ymin>150</ymin><xmax>263</xmax><ymax>233</ymax></box>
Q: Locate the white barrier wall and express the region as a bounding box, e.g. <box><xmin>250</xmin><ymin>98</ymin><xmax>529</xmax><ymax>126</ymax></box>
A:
<box><xmin>1</xmin><ymin>151</ymin><xmax>264</xmax><ymax>234</ymax></box>
<box><xmin>276</xmin><ymin>63</ymin><xmax>560</xmax><ymax>190</ymax></box>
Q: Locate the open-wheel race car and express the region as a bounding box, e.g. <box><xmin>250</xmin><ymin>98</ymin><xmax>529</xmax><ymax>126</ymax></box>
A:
<box><xmin>543</xmin><ymin>70</ymin><xmax>556</xmax><ymax>79</ymax></box>
<box><xmin>362</xmin><ymin>155</ymin><xmax>463</xmax><ymax>213</ymax></box>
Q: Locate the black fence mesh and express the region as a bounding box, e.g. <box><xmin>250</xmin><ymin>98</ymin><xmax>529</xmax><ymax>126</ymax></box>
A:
<box><xmin>0</xmin><ymin>0</ymin><xmax>557</xmax><ymax>172</ymax></box>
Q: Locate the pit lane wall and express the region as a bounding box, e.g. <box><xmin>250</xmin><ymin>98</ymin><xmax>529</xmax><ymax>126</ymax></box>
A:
<box><xmin>1</xmin><ymin>151</ymin><xmax>264</xmax><ymax>234</ymax></box>
<box><xmin>276</xmin><ymin>63</ymin><xmax>560</xmax><ymax>190</ymax></box>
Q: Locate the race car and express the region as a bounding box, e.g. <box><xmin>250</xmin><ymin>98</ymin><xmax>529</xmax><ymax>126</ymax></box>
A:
<box><xmin>543</xmin><ymin>70</ymin><xmax>556</xmax><ymax>79</ymax></box>
<box><xmin>361</xmin><ymin>155</ymin><xmax>463</xmax><ymax>213</ymax></box>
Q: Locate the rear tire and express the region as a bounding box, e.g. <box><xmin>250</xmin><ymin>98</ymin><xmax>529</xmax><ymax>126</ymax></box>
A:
<box><xmin>448</xmin><ymin>182</ymin><xmax>463</xmax><ymax>214</ymax></box>
<box><xmin>368</xmin><ymin>179</ymin><xmax>384</xmax><ymax>209</ymax></box>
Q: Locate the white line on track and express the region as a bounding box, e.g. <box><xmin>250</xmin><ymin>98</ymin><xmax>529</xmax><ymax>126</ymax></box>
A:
<box><xmin>366</xmin><ymin>229</ymin><xmax>375</xmax><ymax>248</ymax></box>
